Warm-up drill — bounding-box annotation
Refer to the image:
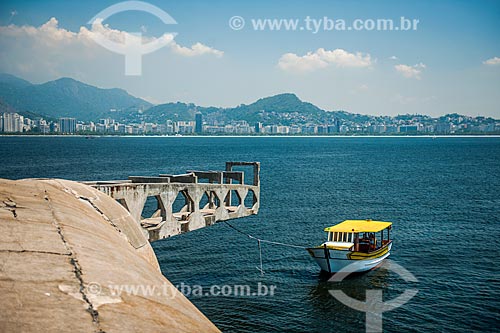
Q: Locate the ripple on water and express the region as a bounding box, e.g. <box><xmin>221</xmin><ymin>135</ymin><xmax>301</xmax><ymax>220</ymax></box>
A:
<box><xmin>1</xmin><ymin>136</ymin><xmax>499</xmax><ymax>332</ymax></box>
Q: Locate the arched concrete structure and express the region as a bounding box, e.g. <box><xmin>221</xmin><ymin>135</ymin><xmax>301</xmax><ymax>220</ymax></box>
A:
<box><xmin>87</xmin><ymin>162</ymin><xmax>260</xmax><ymax>242</ymax></box>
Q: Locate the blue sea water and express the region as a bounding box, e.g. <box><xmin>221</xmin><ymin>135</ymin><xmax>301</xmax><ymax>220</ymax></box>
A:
<box><xmin>0</xmin><ymin>136</ymin><xmax>499</xmax><ymax>332</ymax></box>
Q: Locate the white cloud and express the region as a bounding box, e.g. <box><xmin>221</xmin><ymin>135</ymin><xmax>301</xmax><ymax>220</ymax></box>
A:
<box><xmin>278</xmin><ymin>48</ymin><xmax>372</xmax><ymax>73</ymax></box>
<box><xmin>277</xmin><ymin>52</ymin><xmax>328</xmax><ymax>72</ymax></box>
<box><xmin>171</xmin><ymin>42</ymin><xmax>223</xmax><ymax>57</ymax></box>
<box><xmin>389</xmin><ymin>55</ymin><xmax>398</xmax><ymax>60</ymax></box>
<box><xmin>0</xmin><ymin>17</ymin><xmax>75</xmax><ymax>41</ymax></box>
<box><xmin>483</xmin><ymin>57</ymin><xmax>500</xmax><ymax>66</ymax></box>
<box><xmin>394</xmin><ymin>63</ymin><xmax>426</xmax><ymax>79</ymax></box>
<box><xmin>0</xmin><ymin>17</ymin><xmax>223</xmax><ymax>60</ymax></box>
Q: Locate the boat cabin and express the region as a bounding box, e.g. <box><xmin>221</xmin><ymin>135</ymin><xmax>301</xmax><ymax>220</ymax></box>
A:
<box><xmin>322</xmin><ymin>220</ymin><xmax>392</xmax><ymax>253</ymax></box>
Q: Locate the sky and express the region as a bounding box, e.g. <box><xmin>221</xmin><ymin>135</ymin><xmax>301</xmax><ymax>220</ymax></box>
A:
<box><xmin>0</xmin><ymin>0</ymin><xmax>499</xmax><ymax>117</ymax></box>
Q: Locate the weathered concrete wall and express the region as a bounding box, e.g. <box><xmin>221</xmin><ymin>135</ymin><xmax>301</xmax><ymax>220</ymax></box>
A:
<box><xmin>88</xmin><ymin>162</ymin><xmax>261</xmax><ymax>242</ymax></box>
<box><xmin>94</xmin><ymin>182</ymin><xmax>260</xmax><ymax>241</ymax></box>
<box><xmin>0</xmin><ymin>178</ymin><xmax>220</xmax><ymax>333</ymax></box>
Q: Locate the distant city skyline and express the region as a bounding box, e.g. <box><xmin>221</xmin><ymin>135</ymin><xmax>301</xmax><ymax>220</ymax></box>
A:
<box><xmin>0</xmin><ymin>0</ymin><xmax>499</xmax><ymax>117</ymax></box>
<box><xmin>2</xmin><ymin>110</ymin><xmax>498</xmax><ymax>135</ymax></box>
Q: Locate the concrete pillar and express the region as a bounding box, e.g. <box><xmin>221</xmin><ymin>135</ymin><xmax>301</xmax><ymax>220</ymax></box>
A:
<box><xmin>123</xmin><ymin>190</ymin><xmax>147</xmax><ymax>224</ymax></box>
<box><xmin>158</xmin><ymin>190</ymin><xmax>177</xmax><ymax>221</ymax></box>
<box><xmin>236</xmin><ymin>188</ymin><xmax>248</xmax><ymax>208</ymax></box>
<box><xmin>214</xmin><ymin>188</ymin><xmax>229</xmax><ymax>220</ymax></box>
<box><xmin>253</xmin><ymin>162</ymin><xmax>260</xmax><ymax>186</ymax></box>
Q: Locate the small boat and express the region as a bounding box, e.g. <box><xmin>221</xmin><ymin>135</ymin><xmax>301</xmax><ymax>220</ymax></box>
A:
<box><xmin>307</xmin><ymin>219</ymin><xmax>392</xmax><ymax>273</ymax></box>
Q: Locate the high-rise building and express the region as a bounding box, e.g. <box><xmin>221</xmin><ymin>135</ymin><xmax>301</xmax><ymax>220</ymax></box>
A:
<box><xmin>144</xmin><ymin>123</ymin><xmax>154</xmax><ymax>133</ymax></box>
<box><xmin>195</xmin><ymin>112</ymin><xmax>203</xmax><ymax>133</ymax></box>
<box><xmin>59</xmin><ymin>118</ymin><xmax>77</xmax><ymax>133</ymax></box>
<box><xmin>317</xmin><ymin>125</ymin><xmax>327</xmax><ymax>134</ymax></box>
<box><xmin>435</xmin><ymin>122</ymin><xmax>452</xmax><ymax>134</ymax></box>
<box><xmin>327</xmin><ymin>119</ymin><xmax>340</xmax><ymax>133</ymax></box>
<box><xmin>255</xmin><ymin>122</ymin><xmax>263</xmax><ymax>133</ymax></box>
<box><xmin>177</xmin><ymin>121</ymin><xmax>195</xmax><ymax>134</ymax></box>
<box><xmin>1</xmin><ymin>112</ymin><xmax>24</xmax><ymax>132</ymax></box>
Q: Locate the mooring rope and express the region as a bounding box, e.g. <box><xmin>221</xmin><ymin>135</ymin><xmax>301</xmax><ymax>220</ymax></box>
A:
<box><xmin>223</xmin><ymin>221</ymin><xmax>307</xmax><ymax>275</ymax></box>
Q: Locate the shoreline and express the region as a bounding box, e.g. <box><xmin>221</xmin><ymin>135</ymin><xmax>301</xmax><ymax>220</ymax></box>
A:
<box><xmin>1</xmin><ymin>134</ymin><xmax>500</xmax><ymax>138</ymax></box>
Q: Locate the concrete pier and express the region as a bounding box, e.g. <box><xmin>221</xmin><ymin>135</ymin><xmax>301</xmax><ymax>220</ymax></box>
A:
<box><xmin>85</xmin><ymin>162</ymin><xmax>260</xmax><ymax>242</ymax></box>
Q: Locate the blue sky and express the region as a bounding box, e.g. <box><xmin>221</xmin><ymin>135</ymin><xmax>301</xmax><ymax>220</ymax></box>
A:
<box><xmin>0</xmin><ymin>0</ymin><xmax>499</xmax><ymax>117</ymax></box>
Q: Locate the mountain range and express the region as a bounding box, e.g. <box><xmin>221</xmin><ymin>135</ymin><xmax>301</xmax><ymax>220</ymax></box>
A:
<box><xmin>0</xmin><ymin>74</ymin><xmax>151</xmax><ymax>121</ymax></box>
<box><xmin>0</xmin><ymin>73</ymin><xmax>497</xmax><ymax>126</ymax></box>
<box><xmin>0</xmin><ymin>73</ymin><xmax>345</xmax><ymax>125</ymax></box>
<box><xmin>132</xmin><ymin>93</ymin><xmax>341</xmax><ymax>125</ymax></box>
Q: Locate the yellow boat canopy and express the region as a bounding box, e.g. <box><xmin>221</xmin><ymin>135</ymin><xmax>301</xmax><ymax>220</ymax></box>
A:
<box><xmin>324</xmin><ymin>220</ymin><xmax>392</xmax><ymax>233</ymax></box>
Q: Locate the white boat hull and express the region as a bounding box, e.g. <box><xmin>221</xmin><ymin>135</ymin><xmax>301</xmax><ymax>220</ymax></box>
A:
<box><xmin>307</xmin><ymin>243</ymin><xmax>392</xmax><ymax>273</ymax></box>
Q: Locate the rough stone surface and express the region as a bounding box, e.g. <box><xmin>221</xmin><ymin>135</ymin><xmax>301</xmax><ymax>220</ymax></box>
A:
<box><xmin>0</xmin><ymin>178</ymin><xmax>220</xmax><ymax>333</ymax></box>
